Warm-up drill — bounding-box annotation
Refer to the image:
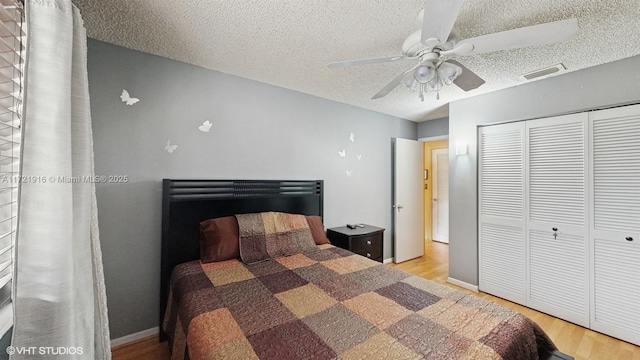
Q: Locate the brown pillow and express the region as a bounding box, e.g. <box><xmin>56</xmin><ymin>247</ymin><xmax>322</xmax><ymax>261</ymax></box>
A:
<box><xmin>199</xmin><ymin>216</ymin><xmax>240</xmax><ymax>263</ymax></box>
<box><xmin>306</xmin><ymin>215</ymin><xmax>330</xmax><ymax>245</ymax></box>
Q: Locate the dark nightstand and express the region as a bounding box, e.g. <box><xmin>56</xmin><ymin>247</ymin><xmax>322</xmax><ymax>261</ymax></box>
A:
<box><xmin>326</xmin><ymin>225</ymin><xmax>384</xmax><ymax>262</ymax></box>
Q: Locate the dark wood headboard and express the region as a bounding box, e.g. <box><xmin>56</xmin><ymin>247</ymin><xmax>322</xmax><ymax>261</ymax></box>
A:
<box><xmin>159</xmin><ymin>179</ymin><xmax>324</xmax><ymax>340</ymax></box>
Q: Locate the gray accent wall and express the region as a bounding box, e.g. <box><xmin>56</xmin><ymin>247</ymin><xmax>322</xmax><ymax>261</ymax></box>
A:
<box><xmin>87</xmin><ymin>40</ymin><xmax>416</xmax><ymax>339</ymax></box>
<box><xmin>417</xmin><ymin>117</ymin><xmax>449</xmax><ymax>139</ymax></box>
<box><xmin>448</xmin><ymin>55</ymin><xmax>640</xmax><ymax>286</ymax></box>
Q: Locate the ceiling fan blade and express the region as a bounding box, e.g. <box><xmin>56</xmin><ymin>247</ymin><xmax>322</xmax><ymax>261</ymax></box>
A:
<box><xmin>421</xmin><ymin>0</ymin><xmax>465</xmax><ymax>46</ymax></box>
<box><xmin>328</xmin><ymin>55</ymin><xmax>415</xmax><ymax>68</ymax></box>
<box><xmin>371</xmin><ymin>62</ymin><xmax>423</xmax><ymax>99</ymax></box>
<box><xmin>439</xmin><ymin>42</ymin><xmax>474</xmax><ymax>56</ymax></box>
<box><xmin>448</xmin><ymin>60</ymin><xmax>485</xmax><ymax>91</ymax></box>
<box><xmin>456</xmin><ymin>18</ymin><xmax>579</xmax><ymax>56</ymax></box>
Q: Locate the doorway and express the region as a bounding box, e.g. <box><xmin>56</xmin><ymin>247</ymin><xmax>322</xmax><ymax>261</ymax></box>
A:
<box><xmin>423</xmin><ymin>140</ymin><xmax>449</xmax><ymax>248</ymax></box>
<box><xmin>431</xmin><ymin>148</ymin><xmax>449</xmax><ymax>243</ymax></box>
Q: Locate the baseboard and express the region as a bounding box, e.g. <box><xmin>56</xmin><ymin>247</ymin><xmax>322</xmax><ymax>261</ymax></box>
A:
<box><xmin>447</xmin><ymin>277</ymin><xmax>479</xmax><ymax>292</ymax></box>
<box><xmin>383</xmin><ymin>257</ymin><xmax>394</xmax><ymax>264</ymax></box>
<box><xmin>111</xmin><ymin>327</ymin><xmax>159</xmax><ymax>348</ymax></box>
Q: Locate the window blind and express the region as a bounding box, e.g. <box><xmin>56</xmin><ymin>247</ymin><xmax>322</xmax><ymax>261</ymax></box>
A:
<box><xmin>0</xmin><ymin>0</ymin><xmax>23</xmax><ymax>337</ymax></box>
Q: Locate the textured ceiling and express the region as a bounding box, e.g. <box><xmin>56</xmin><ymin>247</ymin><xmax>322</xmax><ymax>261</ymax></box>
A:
<box><xmin>72</xmin><ymin>0</ymin><xmax>640</xmax><ymax>122</ymax></box>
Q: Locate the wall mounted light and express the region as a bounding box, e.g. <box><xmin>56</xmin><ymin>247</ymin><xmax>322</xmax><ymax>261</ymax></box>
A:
<box><xmin>455</xmin><ymin>142</ymin><xmax>468</xmax><ymax>156</ymax></box>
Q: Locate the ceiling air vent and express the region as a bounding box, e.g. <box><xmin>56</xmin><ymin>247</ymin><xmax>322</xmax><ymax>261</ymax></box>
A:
<box><xmin>520</xmin><ymin>63</ymin><xmax>566</xmax><ymax>81</ymax></box>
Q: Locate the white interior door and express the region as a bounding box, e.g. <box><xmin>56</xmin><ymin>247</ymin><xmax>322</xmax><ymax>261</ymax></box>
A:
<box><xmin>590</xmin><ymin>104</ymin><xmax>640</xmax><ymax>346</ymax></box>
<box><xmin>432</xmin><ymin>148</ymin><xmax>449</xmax><ymax>243</ymax></box>
<box><xmin>394</xmin><ymin>138</ymin><xmax>424</xmax><ymax>263</ymax></box>
<box><xmin>526</xmin><ymin>113</ymin><xmax>589</xmax><ymax>328</ymax></box>
<box><xmin>478</xmin><ymin>122</ymin><xmax>527</xmax><ymax>305</ymax></box>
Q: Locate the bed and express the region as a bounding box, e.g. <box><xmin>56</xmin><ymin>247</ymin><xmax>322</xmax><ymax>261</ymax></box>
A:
<box><xmin>160</xmin><ymin>179</ymin><xmax>562</xmax><ymax>360</ymax></box>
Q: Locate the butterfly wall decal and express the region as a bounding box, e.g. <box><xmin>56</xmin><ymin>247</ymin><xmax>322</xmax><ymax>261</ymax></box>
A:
<box><xmin>165</xmin><ymin>139</ymin><xmax>178</xmax><ymax>154</ymax></box>
<box><xmin>338</xmin><ymin>149</ymin><xmax>346</xmax><ymax>158</ymax></box>
<box><xmin>349</xmin><ymin>133</ymin><xmax>355</xmax><ymax>142</ymax></box>
<box><xmin>198</xmin><ymin>120</ymin><xmax>212</xmax><ymax>133</ymax></box>
<box><xmin>357</xmin><ymin>154</ymin><xmax>362</xmax><ymax>161</ymax></box>
<box><xmin>346</xmin><ymin>170</ymin><xmax>353</xmax><ymax>176</ymax></box>
<box><xmin>120</xmin><ymin>89</ymin><xmax>140</xmax><ymax>105</ymax></box>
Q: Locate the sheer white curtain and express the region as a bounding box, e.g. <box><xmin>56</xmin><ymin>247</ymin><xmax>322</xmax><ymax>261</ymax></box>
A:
<box><xmin>11</xmin><ymin>1</ymin><xmax>110</xmax><ymax>359</ymax></box>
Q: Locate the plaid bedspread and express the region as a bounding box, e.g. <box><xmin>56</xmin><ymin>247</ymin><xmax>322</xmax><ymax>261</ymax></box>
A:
<box><xmin>163</xmin><ymin>244</ymin><xmax>556</xmax><ymax>360</ymax></box>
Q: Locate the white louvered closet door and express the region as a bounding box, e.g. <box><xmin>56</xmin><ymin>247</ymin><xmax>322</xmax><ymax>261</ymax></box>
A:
<box><xmin>590</xmin><ymin>104</ymin><xmax>640</xmax><ymax>346</ymax></box>
<box><xmin>478</xmin><ymin>122</ymin><xmax>526</xmax><ymax>304</ymax></box>
<box><xmin>526</xmin><ymin>113</ymin><xmax>590</xmax><ymax>327</ymax></box>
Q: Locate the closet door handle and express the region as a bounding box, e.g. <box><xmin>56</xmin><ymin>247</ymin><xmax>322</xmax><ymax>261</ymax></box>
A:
<box><xmin>626</xmin><ymin>237</ymin><xmax>634</xmax><ymax>241</ymax></box>
<box><xmin>552</xmin><ymin>227</ymin><xmax>558</xmax><ymax>232</ymax></box>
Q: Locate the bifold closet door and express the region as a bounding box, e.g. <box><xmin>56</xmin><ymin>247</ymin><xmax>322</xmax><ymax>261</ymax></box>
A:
<box><xmin>478</xmin><ymin>122</ymin><xmax>526</xmax><ymax>304</ymax></box>
<box><xmin>590</xmin><ymin>104</ymin><xmax>640</xmax><ymax>346</ymax></box>
<box><xmin>526</xmin><ymin>113</ymin><xmax>589</xmax><ymax>327</ymax></box>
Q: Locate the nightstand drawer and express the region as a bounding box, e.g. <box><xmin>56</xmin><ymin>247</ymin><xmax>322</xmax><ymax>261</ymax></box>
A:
<box><xmin>350</xmin><ymin>233</ymin><xmax>382</xmax><ymax>253</ymax></box>
<box><xmin>351</xmin><ymin>244</ymin><xmax>382</xmax><ymax>260</ymax></box>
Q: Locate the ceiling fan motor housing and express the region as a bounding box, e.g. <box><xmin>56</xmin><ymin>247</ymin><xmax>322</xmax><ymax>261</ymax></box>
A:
<box><xmin>402</xmin><ymin>29</ymin><xmax>456</xmax><ymax>57</ymax></box>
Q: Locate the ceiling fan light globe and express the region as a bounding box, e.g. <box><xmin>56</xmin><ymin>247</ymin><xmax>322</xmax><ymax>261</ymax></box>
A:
<box><xmin>426</xmin><ymin>76</ymin><xmax>443</xmax><ymax>92</ymax></box>
<box><xmin>414</xmin><ymin>64</ymin><xmax>436</xmax><ymax>84</ymax></box>
<box><xmin>437</xmin><ymin>62</ymin><xmax>463</xmax><ymax>85</ymax></box>
<box><xmin>404</xmin><ymin>77</ymin><xmax>416</xmax><ymax>88</ymax></box>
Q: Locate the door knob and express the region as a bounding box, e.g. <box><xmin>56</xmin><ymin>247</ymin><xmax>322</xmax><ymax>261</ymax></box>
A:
<box><xmin>433</xmin><ymin>198</ymin><xmax>437</xmax><ymax>202</ymax></box>
<box><xmin>397</xmin><ymin>205</ymin><xmax>403</xmax><ymax>210</ymax></box>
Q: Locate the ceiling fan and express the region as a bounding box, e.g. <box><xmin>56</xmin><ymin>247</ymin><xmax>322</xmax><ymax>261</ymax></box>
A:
<box><xmin>328</xmin><ymin>0</ymin><xmax>579</xmax><ymax>101</ymax></box>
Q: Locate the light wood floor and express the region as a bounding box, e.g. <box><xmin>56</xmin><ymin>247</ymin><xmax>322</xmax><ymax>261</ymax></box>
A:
<box><xmin>112</xmin><ymin>241</ymin><xmax>640</xmax><ymax>360</ymax></box>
